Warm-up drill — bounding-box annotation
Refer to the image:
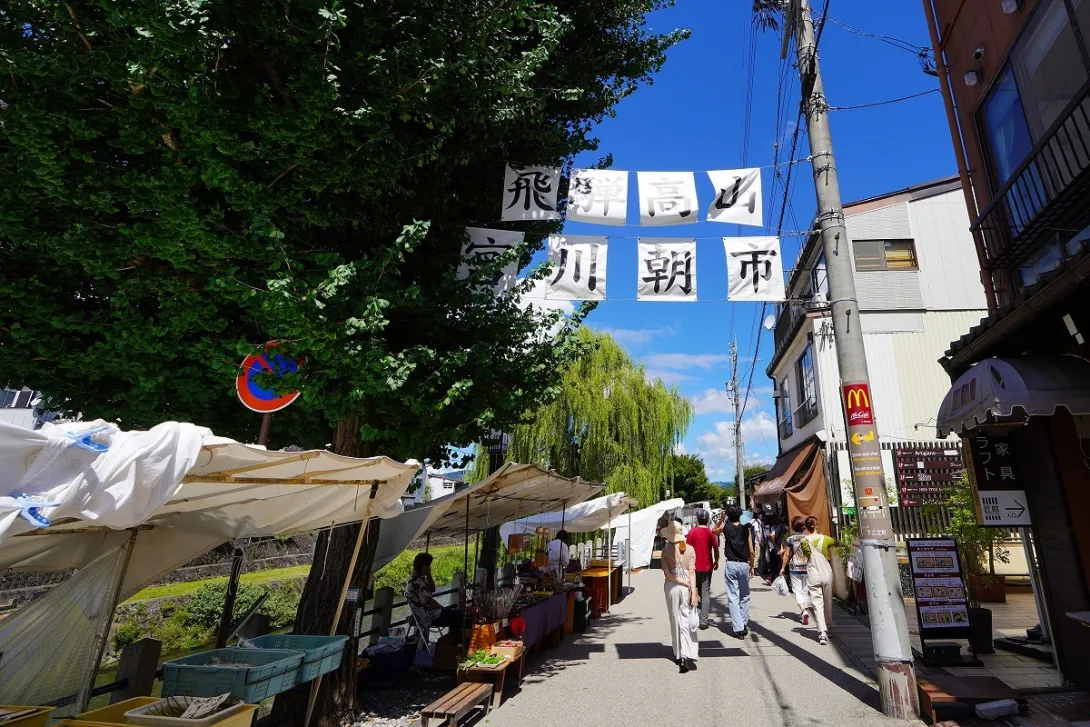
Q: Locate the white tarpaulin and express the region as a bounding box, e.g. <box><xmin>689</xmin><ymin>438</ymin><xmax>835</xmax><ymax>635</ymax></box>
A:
<box><xmin>567</xmin><ymin>169</ymin><xmax>628</xmax><ymax>225</ymax></box>
<box><xmin>638</xmin><ymin>239</ymin><xmax>697</xmax><ymax>301</ymax></box>
<box><xmin>707</xmin><ymin>168</ymin><xmax>763</xmax><ymax>226</ymax></box>
<box><xmin>499</xmin><ymin>492</ymin><xmax>638</xmax><ymax>541</ymax></box>
<box><xmin>546</xmin><ymin>234</ymin><xmax>607</xmax><ymax>301</ymax></box>
<box><xmin>724</xmin><ymin>236</ymin><xmax>786</xmax><ymax>302</ymax></box>
<box><xmin>608</xmin><ymin>498</ymin><xmax>684</xmax><ymax>570</ymax></box>
<box><xmin>458</xmin><ymin>227</ymin><xmax>523</xmax><ymax>295</ymax></box>
<box><xmin>0</xmin><ymin>420</ymin><xmax>417</xmax><ymax>598</ymax></box>
<box><xmin>637</xmin><ymin>172</ymin><xmax>698</xmax><ymax>226</ymax></box>
<box><xmin>501</xmin><ymin>165</ymin><xmax>561</xmax><ymax>221</ymax></box>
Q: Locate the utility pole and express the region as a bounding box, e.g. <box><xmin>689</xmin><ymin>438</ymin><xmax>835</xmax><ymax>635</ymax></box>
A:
<box><xmin>786</xmin><ymin>0</ymin><xmax>918</xmax><ymax>717</ymax></box>
<box><xmin>729</xmin><ymin>338</ymin><xmax>744</xmax><ymax>502</ymax></box>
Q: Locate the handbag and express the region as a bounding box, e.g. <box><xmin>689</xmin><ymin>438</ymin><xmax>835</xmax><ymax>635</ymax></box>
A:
<box><xmin>682</xmin><ymin>602</ymin><xmax>700</xmax><ymax>632</ymax></box>
<box><xmin>806</xmin><ymin>535</ymin><xmax>834</xmax><ymax>587</ymax></box>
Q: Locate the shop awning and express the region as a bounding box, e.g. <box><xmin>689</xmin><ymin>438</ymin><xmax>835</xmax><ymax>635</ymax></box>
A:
<box><xmin>498</xmin><ymin>492</ymin><xmax>639</xmax><ymax>540</ymax></box>
<box><xmin>0</xmin><ymin>419</ymin><xmax>419</xmax><ymax>598</ymax></box>
<box><xmin>753</xmin><ymin>440</ymin><xmax>818</xmax><ymax>504</ymax></box>
<box><xmin>423</xmin><ymin>462</ymin><xmax>602</xmax><ymax>536</ymax></box>
<box><xmin>937</xmin><ymin>356</ymin><xmax>1090</xmax><ymax>436</ymax></box>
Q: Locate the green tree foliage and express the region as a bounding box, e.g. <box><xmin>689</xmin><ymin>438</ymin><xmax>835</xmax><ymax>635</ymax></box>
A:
<box><xmin>0</xmin><ymin>0</ymin><xmax>686</xmax><ymax>463</ymax></box>
<box><xmin>668</xmin><ymin>453</ymin><xmax>720</xmax><ymax>504</ymax></box>
<box><xmin>498</xmin><ymin>329</ymin><xmax>693</xmax><ymax>505</ymax></box>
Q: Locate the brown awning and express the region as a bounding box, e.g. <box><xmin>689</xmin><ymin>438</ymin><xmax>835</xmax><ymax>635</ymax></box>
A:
<box><xmin>753</xmin><ymin>440</ymin><xmax>818</xmax><ymax>504</ymax></box>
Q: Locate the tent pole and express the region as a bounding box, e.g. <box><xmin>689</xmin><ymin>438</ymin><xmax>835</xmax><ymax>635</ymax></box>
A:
<box><xmin>627</xmin><ymin>508</ymin><xmax>633</xmax><ymax>595</ymax></box>
<box><xmin>304</xmin><ymin>483</ymin><xmax>379</xmax><ymax>727</ymax></box>
<box><xmin>462</xmin><ymin>498</ymin><xmax>470</xmax><ymax>655</ymax></box>
<box><xmin>425</xmin><ymin>532</ymin><xmax>431</xmax><ymax>554</ymax></box>
<box><xmin>77</xmin><ymin>529</ymin><xmax>137</xmax><ymax>714</ymax></box>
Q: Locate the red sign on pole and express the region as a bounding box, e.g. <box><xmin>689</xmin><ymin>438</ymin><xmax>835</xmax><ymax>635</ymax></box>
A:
<box><xmin>843</xmin><ymin>383</ymin><xmax>874</xmax><ymax>427</ymax></box>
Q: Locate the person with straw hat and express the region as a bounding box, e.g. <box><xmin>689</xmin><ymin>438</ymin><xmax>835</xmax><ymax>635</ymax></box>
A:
<box><xmin>660</xmin><ymin>520</ymin><xmax>699</xmax><ymax>673</ymax></box>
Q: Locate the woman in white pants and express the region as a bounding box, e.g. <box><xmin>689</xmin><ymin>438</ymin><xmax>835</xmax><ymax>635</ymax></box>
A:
<box><xmin>780</xmin><ymin>516</ymin><xmax>812</xmax><ymax>625</ymax></box>
<box><xmin>660</xmin><ymin>521</ymin><xmax>698</xmax><ymax>673</ymax></box>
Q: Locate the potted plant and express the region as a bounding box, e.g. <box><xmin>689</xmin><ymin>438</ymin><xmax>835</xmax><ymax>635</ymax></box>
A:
<box><xmin>830</xmin><ymin>519</ymin><xmax>859</xmax><ymax>601</ymax></box>
<box><xmin>933</xmin><ymin>477</ymin><xmax>1010</xmax><ymax>654</ymax></box>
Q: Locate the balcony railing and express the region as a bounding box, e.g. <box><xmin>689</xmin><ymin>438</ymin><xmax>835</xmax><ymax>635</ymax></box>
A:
<box><xmin>794</xmin><ymin>398</ymin><xmax>818</xmax><ymax>427</ymax></box>
<box><xmin>771</xmin><ymin>299</ymin><xmax>828</xmax><ymax>366</ymax></box>
<box><xmin>973</xmin><ymin>80</ymin><xmax>1090</xmax><ymax>271</ymax></box>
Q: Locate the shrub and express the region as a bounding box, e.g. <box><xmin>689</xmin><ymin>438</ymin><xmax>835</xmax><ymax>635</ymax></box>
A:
<box><xmin>186</xmin><ymin>581</ymin><xmax>265</xmax><ymax>630</ymax></box>
<box><xmin>261</xmin><ymin>580</ymin><xmax>303</xmax><ymax>629</ymax></box>
<box><xmin>372</xmin><ymin>545</ymin><xmax>465</xmax><ymax>592</ymax></box>
<box><xmin>112</xmin><ymin>618</ymin><xmax>143</xmax><ymax>652</ymax></box>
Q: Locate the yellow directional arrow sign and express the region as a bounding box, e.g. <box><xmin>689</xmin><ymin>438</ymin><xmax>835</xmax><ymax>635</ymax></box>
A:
<box><xmin>851</xmin><ymin>430</ymin><xmax>876</xmax><ymax>446</ymax></box>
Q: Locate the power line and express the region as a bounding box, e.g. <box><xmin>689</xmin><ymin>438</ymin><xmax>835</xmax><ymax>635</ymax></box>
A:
<box><xmin>829</xmin><ymin>87</ymin><xmax>939</xmax><ymax>111</ymax></box>
<box><xmin>827</xmin><ymin>17</ymin><xmax>936</xmax><ymax>76</ymax></box>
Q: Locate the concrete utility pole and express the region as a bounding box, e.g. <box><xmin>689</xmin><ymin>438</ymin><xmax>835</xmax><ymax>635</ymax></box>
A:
<box><xmin>729</xmin><ymin>339</ymin><xmax>744</xmax><ymax>499</ymax></box>
<box><xmin>786</xmin><ymin>0</ymin><xmax>918</xmax><ymax>717</ymax></box>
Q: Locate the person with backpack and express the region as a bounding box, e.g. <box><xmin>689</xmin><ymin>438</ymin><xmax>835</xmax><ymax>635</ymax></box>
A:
<box><xmin>803</xmin><ymin>516</ymin><xmax>836</xmax><ymax>644</ymax></box>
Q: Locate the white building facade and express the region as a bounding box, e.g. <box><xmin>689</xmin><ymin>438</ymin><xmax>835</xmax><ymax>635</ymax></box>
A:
<box><xmin>764</xmin><ymin>177</ymin><xmax>988</xmax><ymax>520</ymax></box>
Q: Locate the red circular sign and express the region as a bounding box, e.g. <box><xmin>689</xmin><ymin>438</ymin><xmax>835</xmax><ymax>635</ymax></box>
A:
<box><xmin>236</xmin><ymin>347</ymin><xmax>301</xmax><ymax>413</ymax></box>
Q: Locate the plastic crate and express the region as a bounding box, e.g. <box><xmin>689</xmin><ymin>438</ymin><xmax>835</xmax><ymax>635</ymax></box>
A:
<box><xmin>125</xmin><ymin>698</ymin><xmax>256</xmax><ymax>727</ymax></box>
<box><xmin>241</xmin><ymin>635</ymin><xmax>349</xmax><ymax>684</ymax></box>
<box><xmin>0</xmin><ymin>705</ymin><xmax>53</xmax><ymax>727</ymax></box>
<box><xmin>73</xmin><ymin>697</ymin><xmax>160</xmax><ymax>722</ymax></box>
<box><xmin>161</xmin><ymin>648</ymin><xmax>303</xmax><ymax>702</ymax></box>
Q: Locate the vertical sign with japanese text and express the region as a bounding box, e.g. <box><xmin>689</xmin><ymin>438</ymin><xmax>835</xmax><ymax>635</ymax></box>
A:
<box><xmin>964</xmin><ymin>432</ymin><xmax>1030</xmax><ymax>527</ymax></box>
<box><xmin>842</xmin><ymin>383</ymin><xmax>894</xmax><ymax>541</ymax></box>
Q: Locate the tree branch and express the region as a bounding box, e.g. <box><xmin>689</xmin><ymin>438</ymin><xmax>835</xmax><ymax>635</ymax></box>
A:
<box><xmin>64</xmin><ymin>3</ymin><xmax>93</xmax><ymax>51</ymax></box>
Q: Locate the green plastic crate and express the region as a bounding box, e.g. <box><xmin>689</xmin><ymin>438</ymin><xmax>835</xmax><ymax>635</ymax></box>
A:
<box><xmin>161</xmin><ymin>648</ymin><xmax>303</xmax><ymax>702</ymax></box>
<box><xmin>240</xmin><ymin>635</ymin><xmax>349</xmax><ymax>684</ymax></box>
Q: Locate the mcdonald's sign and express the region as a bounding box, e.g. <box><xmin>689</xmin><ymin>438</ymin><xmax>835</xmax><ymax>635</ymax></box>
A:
<box><xmin>843</xmin><ymin>383</ymin><xmax>874</xmax><ymax>426</ymax></box>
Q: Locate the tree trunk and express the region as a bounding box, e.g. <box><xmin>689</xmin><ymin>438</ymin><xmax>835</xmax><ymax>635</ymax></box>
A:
<box><xmin>270</xmin><ymin>418</ymin><xmax>381</xmax><ymax>727</ymax></box>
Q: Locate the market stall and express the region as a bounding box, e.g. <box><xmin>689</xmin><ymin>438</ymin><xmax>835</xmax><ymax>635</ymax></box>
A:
<box><xmin>0</xmin><ymin>419</ymin><xmax>419</xmax><ymax>717</ymax></box>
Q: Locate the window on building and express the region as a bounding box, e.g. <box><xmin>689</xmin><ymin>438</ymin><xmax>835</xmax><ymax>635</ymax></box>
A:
<box><xmin>794</xmin><ymin>346</ymin><xmax>818</xmax><ymax>426</ymax></box>
<box><xmin>853</xmin><ymin>239</ymin><xmax>918</xmax><ymax>272</ymax></box>
<box><xmin>978</xmin><ymin>0</ymin><xmax>1090</xmax><ymax>188</ymax></box>
<box><xmin>810</xmin><ymin>253</ymin><xmax>828</xmax><ymax>299</ymax></box>
<box><xmin>777</xmin><ymin>379</ymin><xmax>793</xmax><ymax>440</ymax></box>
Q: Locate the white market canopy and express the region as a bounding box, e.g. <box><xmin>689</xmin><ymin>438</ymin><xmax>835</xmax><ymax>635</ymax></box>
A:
<box><xmin>609</xmin><ymin>497</ymin><xmax>684</xmax><ymax>570</ymax></box>
<box><xmin>0</xmin><ymin>419</ymin><xmax>418</xmax><ymax>599</ymax></box>
<box><xmin>499</xmin><ymin>492</ymin><xmax>639</xmax><ymax>541</ymax></box>
<box><xmin>937</xmin><ymin>356</ymin><xmax>1090</xmax><ymax>437</ymax></box>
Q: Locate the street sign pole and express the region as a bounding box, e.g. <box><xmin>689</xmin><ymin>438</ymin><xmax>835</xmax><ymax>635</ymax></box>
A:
<box><xmin>788</xmin><ymin>0</ymin><xmax>918</xmax><ymax>717</ymax></box>
<box><xmin>257</xmin><ymin>413</ymin><xmax>272</xmax><ymax>447</ymax></box>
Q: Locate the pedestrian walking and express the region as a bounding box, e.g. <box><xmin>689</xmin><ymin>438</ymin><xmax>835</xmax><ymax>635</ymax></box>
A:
<box><xmin>715</xmin><ymin>506</ymin><xmax>754</xmax><ymax>639</ymax></box>
<box><xmin>780</xmin><ymin>516</ymin><xmax>811</xmax><ymax>624</ymax></box>
<box><xmin>751</xmin><ymin>510</ymin><xmax>766</xmax><ymax>580</ymax></box>
<box><xmin>660</xmin><ymin>521</ymin><xmax>698</xmax><ymax>673</ymax></box>
<box><xmin>804</xmin><ymin>516</ymin><xmax>836</xmax><ymax>645</ymax></box>
<box><xmin>685</xmin><ymin>509</ymin><xmax>718</xmax><ymax>630</ymax></box>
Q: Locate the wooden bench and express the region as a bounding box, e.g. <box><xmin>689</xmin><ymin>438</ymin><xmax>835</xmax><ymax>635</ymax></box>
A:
<box><xmin>420</xmin><ymin>682</ymin><xmax>493</xmax><ymax>727</ymax></box>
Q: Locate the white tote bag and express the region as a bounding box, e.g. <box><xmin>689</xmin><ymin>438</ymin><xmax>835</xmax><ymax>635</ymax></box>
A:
<box><xmin>806</xmin><ymin>534</ymin><xmax>834</xmax><ymax>588</ymax></box>
<box><xmin>681</xmin><ymin>602</ymin><xmax>700</xmax><ymax>633</ymax></box>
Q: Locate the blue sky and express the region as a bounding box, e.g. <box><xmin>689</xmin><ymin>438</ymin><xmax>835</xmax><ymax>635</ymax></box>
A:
<box><xmin>521</xmin><ymin>0</ymin><xmax>958</xmax><ymax>481</ymax></box>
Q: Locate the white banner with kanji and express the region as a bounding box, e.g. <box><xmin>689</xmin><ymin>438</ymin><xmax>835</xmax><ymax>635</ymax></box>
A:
<box><xmin>724</xmin><ymin>236</ymin><xmax>785</xmax><ymax>302</ymax></box>
<box><xmin>567</xmin><ymin>169</ymin><xmax>628</xmax><ymax>226</ymax></box>
<box><xmin>707</xmin><ymin>168</ymin><xmax>763</xmax><ymax>226</ymax></box>
<box><xmin>458</xmin><ymin>227</ymin><xmax>524</xmax><ymax>294</ymax></box>
<box><xmin>501</xmin><ymin>165</ymin><xmax>561</xmax><ymax>221</ymax></box>
<box><xmin>545</xmin><ymin>235</ymin><xmax>608</xmax><ymax>300</ymax></box>
<box><xmin>637</xmin><ymin>239</ymin><xmax>697</xmax><ymax>301</ymax></box>
<box><xmin>636</xmin><ymin>172</ymin><xmax>698</xmax><ymax>226</ymax></box>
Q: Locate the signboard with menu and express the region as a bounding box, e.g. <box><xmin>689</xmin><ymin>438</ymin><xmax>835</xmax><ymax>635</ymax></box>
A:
<box><xmin>906</xmin><ymin>537</ymin><xmax>973</xmax><ymax>642</ymax></box>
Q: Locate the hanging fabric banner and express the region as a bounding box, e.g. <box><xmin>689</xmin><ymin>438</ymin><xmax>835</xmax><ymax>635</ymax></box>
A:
<box><xmin>724</xmin><ymin>236</ymin><xmax>786</xmax><ymax>302</ymax></box>
<box><xmin>636</xmin><ymin>172</ymin><xmax>698</xmax><ymax>226</ymax></box>
<box><xmin>458</xmin><ymin>227</ymin><xmax>524</xmax><ymax>294</ymax></box>
<box><xmin>501</xmin><ymin>165</ymin><xmax>561</xmax><ymax>221</ymax></box>
<box><xmin>707</xmin><ymin>168</ymin><xmax>763</xmax><ymax>226</ymax></box>
<box><xmin>546</xmin><ymin>234</ymin><xmax>608</xmax><ymax>300</ymax></box>
<box><xmin>567</xmin><ymin>169</ymin><xmax>628</xmax><ymax>226</ymax></box>
<box><xmin>637</xmin><ymin>238</ymin><xmax>697</xmax><ymax>301</ymax></box>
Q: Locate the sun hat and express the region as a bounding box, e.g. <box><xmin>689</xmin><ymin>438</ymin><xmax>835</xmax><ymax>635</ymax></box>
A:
<box><xmin>662</xmin><ymin>521</ymin><xmax>686</xmax><ymax>544</ymax></box>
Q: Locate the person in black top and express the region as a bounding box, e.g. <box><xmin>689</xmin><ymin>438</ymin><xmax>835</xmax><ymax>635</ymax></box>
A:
<box><xmin>713</xmin><ymin>506</ymin><xmax>755</xmax><ymax>638</ymax></box>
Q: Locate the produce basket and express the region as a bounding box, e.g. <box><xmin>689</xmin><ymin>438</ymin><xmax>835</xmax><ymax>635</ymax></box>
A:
<box><xmin>73</xmin><ymin>697</ymin><xmax>160</xmax><ymax>722</ymax></box>
<box><xmin>161</xmin><ymin>648</ymin><xmax>303</xmax><ymax>702</ymax></box>
<box><xmin>0</xmin><ymin>705</ymin><xmax>53</xmax><ymax>727</ymax></box>
<box><xmin>241</xmin><ymin>634</ymin><xmax>349</xmax><ymax>684</ymax></box>
<box><xmin>124</xmin><ymin>697</ymin><xmax>256</xmax><ymax>727</ymax></box>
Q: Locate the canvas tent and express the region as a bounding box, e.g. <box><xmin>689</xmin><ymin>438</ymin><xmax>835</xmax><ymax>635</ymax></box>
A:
<box><xmin>499</xmin><ymin>492</ymin><xmax>638</xmax><ymax>541</ymax></box>
<box><xmin>0</xmin><ymin>419</ymin><xmax>418</xmax><ymax>713</ymax></box>
<box><xmin>373</xmin><ymin>462</ymin><xmax>601</xmax><ymax>572</ymax></box>
<box><xmin>608</xmin><ymin>497</ymin><xmax>684</xmax><ymax>570</ymax></box>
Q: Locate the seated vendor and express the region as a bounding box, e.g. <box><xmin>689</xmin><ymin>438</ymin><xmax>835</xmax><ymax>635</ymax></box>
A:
<box><xmin>405</xmin><ymin>553</ymin><xmax>460</xmax><ymax>636</ymax></box>
<box><xmin>547</xmin><ymin>530</ymin><xmax>571</xmax><ymax>578</ymax></box>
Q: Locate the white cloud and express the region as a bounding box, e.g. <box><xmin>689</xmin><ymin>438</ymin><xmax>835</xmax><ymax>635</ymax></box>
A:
<box><xmin>644</xmin><ymin>353</ymin><xmax>732</xmax><ymax>370</ymax></box>
<box><xmin>690</xmin><ymin>388</ymin><xmax>732</xmax><ymax>414</ymax></box>
<box><xmin>691</xmin><ymin>411</ymin><xmax>780</xmax><ymax>480</ymax></box>
<box><xmin>674</xmin><ymin>442</ymin><xmax>688</xmax><ymax>455</ymax></box>
<box><xmin>645</xmin><ymin>369</ymin><xmax>696</xmax><ymax>386</ymax></box>
<box><xmin>741</xmin><ymin>410</ymin><xmax>778</xmax><ymax>443</ymax></box>
<box><xmin>602</xmin><ymin>326</ymin><xmax>676</xmax><ymax>347</ymax></box>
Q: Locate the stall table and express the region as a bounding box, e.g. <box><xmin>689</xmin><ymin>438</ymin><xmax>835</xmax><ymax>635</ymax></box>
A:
<box><xmin>579</xmin><ymin>566</ymin><xmax>621</xmax><ymax>617</ymax></box>
<box><xmin>455</xmin><ymin>645</ymin><xmax>527</xmax><ymax>708</ymax></box>
<box><xmin>513</xmin><ymin>593</ymin><xmax>568</xmax><ymax>650</ymax></box>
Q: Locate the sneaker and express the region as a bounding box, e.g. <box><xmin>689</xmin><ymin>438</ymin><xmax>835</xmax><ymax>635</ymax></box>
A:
<box><xmin>679</xmin><ymin>661</ymin><xmax>689</xmax><ymax>674</ymax></box>
<box><xmin>818</xmin><ymin>633</ymin><xmax>829</xmax><ymax>645</ymax></box>
<box><xmin>687</xmin><ymin>658</ymin><xmax>698</xmax><ymax>671</ymax></box>
<box><xmin>802</xmin><ymin>613</ymin><xmax>809</xmax><ymax>626</ymax></box>
<box><xmin>731</xmin><ymin>630</ymin><xmax>745</xmax><ymax>640</ymax></box>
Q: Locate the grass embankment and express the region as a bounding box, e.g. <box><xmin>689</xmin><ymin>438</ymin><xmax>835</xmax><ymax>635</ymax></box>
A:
<box><xmin>125</xmin><ymin>565</ymin><xmax>312</xmax><ymax>603</ymax></box>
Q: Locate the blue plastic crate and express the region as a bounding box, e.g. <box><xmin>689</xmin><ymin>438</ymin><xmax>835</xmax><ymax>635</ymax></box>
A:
<box><xmin>241</xmin><ymin>635</ymin><xmax>349</xmax><ymax>684</ymax></box>
<box><xmin>161</xmin><ymin>648</ymin><xmax>303</xmax><ymax>702</ymax></box>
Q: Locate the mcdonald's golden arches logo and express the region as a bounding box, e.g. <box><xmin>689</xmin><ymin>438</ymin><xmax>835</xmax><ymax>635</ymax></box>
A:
<box><xmin>843</xmin><ymin>383</ymin><xmax>874</xmax><ymax>426</ymax></box>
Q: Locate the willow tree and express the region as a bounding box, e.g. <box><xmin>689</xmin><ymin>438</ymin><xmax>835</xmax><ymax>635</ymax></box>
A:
<box><xmin>500</xmin><ymin>328</ymin><xmax>693</xmax><ymax>505</ymax></box>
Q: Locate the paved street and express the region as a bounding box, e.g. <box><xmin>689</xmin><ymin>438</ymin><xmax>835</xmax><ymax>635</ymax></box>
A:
<box><xmin>482</xmin><ymin>568</ymin><xmax>921</xmax><ymax>727</ymax></box>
